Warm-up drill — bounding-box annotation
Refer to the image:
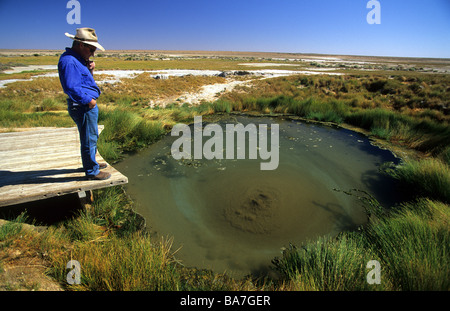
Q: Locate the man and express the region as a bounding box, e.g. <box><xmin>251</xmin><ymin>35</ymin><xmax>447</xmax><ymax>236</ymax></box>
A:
<box><xmin>58</xmin><ymin>28</ymin><xmax>110</xmax><ymax>180</ymax></box>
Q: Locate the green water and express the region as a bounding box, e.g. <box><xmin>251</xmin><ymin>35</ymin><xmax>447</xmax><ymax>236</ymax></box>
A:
<box><xmin>115</xmin><ymin>116</ymin><xmax>403</xmax><ymax>277</ymax></box>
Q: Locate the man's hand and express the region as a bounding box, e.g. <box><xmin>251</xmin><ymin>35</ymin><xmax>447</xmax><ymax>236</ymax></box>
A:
<box><xmin>88</xmin><ymin>98</ymin><xmax>97</xmax><ymax>109</ymax></box>
<box><xmin>88</xmin><ymin>60</ymin><xmax>95</xmax><ymax>74</ymax></box>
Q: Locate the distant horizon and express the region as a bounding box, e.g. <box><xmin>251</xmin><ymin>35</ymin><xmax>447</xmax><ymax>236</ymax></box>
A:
<box><xmin>1</xmin><ymin>48</ymin><xmax>449</xmax><ymax>61</ymax></box>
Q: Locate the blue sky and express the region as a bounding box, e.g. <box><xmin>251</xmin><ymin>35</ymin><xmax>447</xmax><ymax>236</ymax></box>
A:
<box><xmin>0</xmin><ymin>0</ymin><xmax>449</xmax><ymax>58</ymax></box>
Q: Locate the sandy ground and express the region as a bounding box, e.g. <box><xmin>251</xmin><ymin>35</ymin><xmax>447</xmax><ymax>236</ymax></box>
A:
<box><xmin>149</xmin><ymin>78</ymin><xmax>251</xmax><ymax>107</ymax></box>
<box><xmin>0</xmin><ymin>66</ymin><xmax>58</xmax><ymax>88</ymax></box>
<box><xmin>0</xmin><ymin>220</ymin><xmax>63</xmax><ymax>291</ymax></box>
<box><xmin>2</xmin><ymin>65</ymin><xmax>57</xmax><ymax>74</ymax></box>
<box><xmin>239</xmin><ymin>63</ymin><xmax>299</xmax><ymax>67</ymax></box>
<box><xmin>0</xmin><ymin>67</ymin><xmax>343</xmax><ymax>106</ymax></box>
<box><xmin>146</xmin><ymin>69</ymin><xmax>343</xmax><ymax>107</ymax></box>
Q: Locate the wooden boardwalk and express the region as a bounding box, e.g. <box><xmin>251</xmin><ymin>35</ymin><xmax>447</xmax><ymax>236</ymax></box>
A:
<box><xmin>0</xmin><ymin>126</ymin><xmax>128</xmax><ymax>207</ymax></box>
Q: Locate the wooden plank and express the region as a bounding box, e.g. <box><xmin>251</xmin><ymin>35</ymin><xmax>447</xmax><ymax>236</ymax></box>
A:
<box><xmin>0</xmin><ymin>156</ymin><xmax>82</xmax><ymax>172</ymax></box>
<box><xmin>0</xmin><ymin>127</ymin><xmax>78</xmax><ymax>140</ymax></box>
<box><xmin>0</xmin><ymin>149</ymin><xmax>80</xmax><ymax>165</ymax></box>
<box><xmin>0</xmin><ymin>125</ymin><xmax>103</xmax><ymax>139</ymax></box>
<box><xmin>0</xmin><ymin>126</ymin><xmax>127</xmax><ymax>207</ymax></box>
<box><xmin>0</xmin><ymin>168</ymin><xmax>127</xmax><ymax>207</ymax></box>
<box><xmin>0</xmin><ymin>138</ymin><xmax>80</xmax><ymax>152</ymax></box>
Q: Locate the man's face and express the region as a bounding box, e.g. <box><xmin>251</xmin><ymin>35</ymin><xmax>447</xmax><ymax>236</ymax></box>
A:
<box><xmin>79</xmin><ymin>42</ymin><xmax>96</xmax><ymax>60</ymax></box>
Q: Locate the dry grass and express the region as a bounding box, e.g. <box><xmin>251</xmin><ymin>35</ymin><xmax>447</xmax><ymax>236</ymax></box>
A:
<box><xmin>101</xmin><ymin>74</ymin><xmax>226</xmax><ymax>104</ymax></box>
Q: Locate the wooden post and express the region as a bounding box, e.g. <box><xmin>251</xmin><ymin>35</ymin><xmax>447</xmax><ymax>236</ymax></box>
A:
<box><xmin>77</xmin><ymin>190</ymin><xmax>93</xmax><ymax>211</ymax></box>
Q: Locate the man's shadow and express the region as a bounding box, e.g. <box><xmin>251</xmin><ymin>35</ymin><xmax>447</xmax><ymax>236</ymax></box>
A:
<box><xmin>0</xmin><ymin>168</ymin><xmax>85</xmax><ymax>187</ymax></box>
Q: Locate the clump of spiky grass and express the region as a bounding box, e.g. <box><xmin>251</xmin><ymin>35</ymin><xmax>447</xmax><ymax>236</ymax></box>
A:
<box><xmin>0</xmin><ymin>213</ymin><xmax>29</xmax><ymax>241</ymax></box>
<box><xmin>39</xmin><ymin>186</ymin><xmax>181</xmax><ymax>291</ymax></box>
<box><xmin>272</xmin><ymin>232</ymin><xmax>390</xmax><ymax>291</ymax></box>
<box><xmin>0</xmin><ymin>98</ymin><xmax>72</xmax><ymax>128</ymax></box>
<box><xmin>61</xmin><ymin>187</ymin><xmax>138</xmax><ymax>243</ymax></box>
<box><xmin>273</xmin><ymin>197</ymin><xmax>450</xmax><ymax>291</ymax></box>
<box><xmin>342</xmin><ymin>108</ymin><xmax>449</xmax><ymax>157</ymax></box>
<box><xmin>42</xmin><ymin>216</ymin><xmax>181</xmax><ymax>291</ymax></box>
<box><xmin>365</xmin><ymin>199</ymin><xmax>449</xmax><ymax>290</ymax></box>
<box><xmin>98</xmin><ymin>108</ymin><xmax>166</xmax><ymax>162</ymax></box>
<box><xmin>212</xmin><ymin>99</ymin><xmax>233</xmax><ymax>113</ymax></box>
<box><xmin>383</xmin><ymin>158</ymin><xmax>450</xmax><ymax>204</ymax></box>
<box><xmin>50</xmin><ymin>232</ymin><xmax>180</xmax><ymax>291</ymax></box>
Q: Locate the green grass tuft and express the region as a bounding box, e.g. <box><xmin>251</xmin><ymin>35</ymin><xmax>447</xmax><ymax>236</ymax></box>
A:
<box><xmin>272</xmin><ymin>232</ymin><xmax>390</xmax><ymax>290</ymax></box>
<box><xmin>98</xmin><ymin>109</ymin><xmax>166</xmax><ymax>162</ymax></box>
<box><xmin>365</xmin><ymin>199</ymin><xmax>449</xmax><ymax>290</ymax></box>
<box><xmin>384</xmin><ymin>158</ymin><xmax>450</xmax><ymax>204</ymax></box>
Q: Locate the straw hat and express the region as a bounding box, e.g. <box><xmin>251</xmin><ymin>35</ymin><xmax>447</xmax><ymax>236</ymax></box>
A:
<box><xmin>65</xmin><ymin>28</ymin><xmax>105</xmax><ymax>51</ymax></box>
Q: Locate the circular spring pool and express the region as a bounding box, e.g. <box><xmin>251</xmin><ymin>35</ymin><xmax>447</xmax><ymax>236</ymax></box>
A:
<box><xmin>115</xmin><ymin>115</ymin><xmax>403</xmax><ymax>277</ymax></box>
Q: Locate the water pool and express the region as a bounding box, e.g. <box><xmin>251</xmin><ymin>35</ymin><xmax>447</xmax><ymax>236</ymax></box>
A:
<box><xmin>115</xmin><ymin>115</ymin><xmax>403</xmax><ymax>277</ymax></box>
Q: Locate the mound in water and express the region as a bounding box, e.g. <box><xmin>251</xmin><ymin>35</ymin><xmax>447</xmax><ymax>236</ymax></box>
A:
<box><xmin>223</xmin><ymin>185</ymin><xmax>280</xmax><ymax>234</ymax></box>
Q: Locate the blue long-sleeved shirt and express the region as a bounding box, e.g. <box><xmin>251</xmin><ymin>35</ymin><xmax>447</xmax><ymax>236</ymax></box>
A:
<box><xmin>58</xmin><ymin>48</ymin><xmax>101</xmax><ymax>105</ymax></box>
